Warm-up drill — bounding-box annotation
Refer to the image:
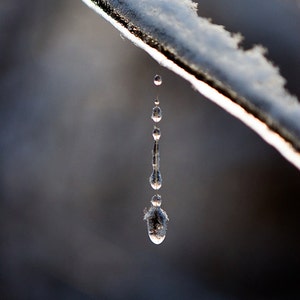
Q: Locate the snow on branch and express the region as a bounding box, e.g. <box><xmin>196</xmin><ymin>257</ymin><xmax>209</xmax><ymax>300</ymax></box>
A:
<box><xmin>82</xmin><ymin>0</ymin><xmax>300</xmax><ymax>170</ymax></box>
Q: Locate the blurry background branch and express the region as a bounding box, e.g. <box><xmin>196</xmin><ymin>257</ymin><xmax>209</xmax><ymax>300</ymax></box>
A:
<box><xmin>83</xmin><ymin>0</ymin><xmax>300</xmax><ymax>170</ymax></box>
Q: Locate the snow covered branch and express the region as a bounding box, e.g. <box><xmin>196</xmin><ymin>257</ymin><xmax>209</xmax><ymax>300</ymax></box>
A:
<box><xmin>82</xmin><ymin>0</ymin><xmax>300</xmax><ymax>170</ymax></box>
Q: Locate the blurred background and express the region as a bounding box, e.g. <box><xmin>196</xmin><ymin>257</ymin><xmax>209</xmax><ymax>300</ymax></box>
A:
<box><xmin>0</xmin><ymin>0</ymin><xmax>300</xmax><ymax>299</ymax></box>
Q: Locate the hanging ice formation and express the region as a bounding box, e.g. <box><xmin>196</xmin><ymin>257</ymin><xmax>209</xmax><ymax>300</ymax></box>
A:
<box><xmin>144</xmin><ymin>75</ymin><xmax>169</xmax><ymax>245</ymax></box>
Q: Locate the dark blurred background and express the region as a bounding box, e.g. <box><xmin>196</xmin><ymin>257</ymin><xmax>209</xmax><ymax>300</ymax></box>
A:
<box><xmin>0</xmin><ymin>0</ymin><xmax>300</xmax><ymax>299</ymax></box>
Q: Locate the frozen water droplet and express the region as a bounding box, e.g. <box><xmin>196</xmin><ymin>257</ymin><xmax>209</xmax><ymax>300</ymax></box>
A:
<box><xmin>151</xmin><ymin>194</ymin><xmax>162</xmax><ymax>207</ymax></box>
<box><xmin>144</xmin><ymin>206</ymin><xmax>169</xmax><ymax>244</ymax></box>
<box><xmin>152</xmin><ymin>141</ymin><xmax>160</xmax><ymax>168</ymax></box>
<box><xmin>154</xmin><ymin>75</ymin><xmax>162</xmax><ymax>86</ymax></box>
<box><xmin>154</xmin><ymin>98</ymin><xmax>160</xmax><ymax>106</ymax></box>
<box><xmin>149</xmin><ymin>170</ymin><xmax>162</xmax><ymax>190</ymax></box>
<box><xmin>151</xmin><ymin>106</ymin><xmax>162</xmax><ymax>122</ymax></box>
<box><xmin>152</xmin><ymin>127</ymin><xmax>161</xmax><ymax>141</ymax></box>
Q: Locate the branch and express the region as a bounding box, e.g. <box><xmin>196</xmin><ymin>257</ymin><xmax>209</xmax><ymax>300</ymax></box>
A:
<box><xmin>82</xmin><ymin>0</ymin><xmax>300</xmax><ymax>170</ymax></box>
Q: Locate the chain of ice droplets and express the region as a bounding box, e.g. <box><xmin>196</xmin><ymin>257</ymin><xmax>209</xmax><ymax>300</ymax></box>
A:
<box><xmin>144</xmin><ymin>75</ymin><xmax>169</xmax><ymax>245</ymax></box>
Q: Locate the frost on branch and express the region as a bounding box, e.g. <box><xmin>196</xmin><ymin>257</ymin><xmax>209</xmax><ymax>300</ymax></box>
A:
<box><xmin>82</xmin><ymin>0</ymin><xmax>300</xmax><ymax>170</ymax></box>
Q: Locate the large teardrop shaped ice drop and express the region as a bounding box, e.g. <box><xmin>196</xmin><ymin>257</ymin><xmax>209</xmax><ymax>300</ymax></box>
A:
<box><xmin>144</xmin><ymin>205</ymin><xmax>168</xmax><ymax>244</ymax></box>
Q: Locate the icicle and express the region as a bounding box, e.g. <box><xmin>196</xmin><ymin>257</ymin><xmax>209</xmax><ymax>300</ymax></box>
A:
<box><xmin>144</xmin><ymin>74</ymin><xmax>169</xmax><ymax>245</ymax></box>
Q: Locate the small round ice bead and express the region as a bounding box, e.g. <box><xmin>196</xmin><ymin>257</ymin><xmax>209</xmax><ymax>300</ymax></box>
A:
<box><xmin>151</xmin><ymin>194</ymin><xmax>162</xmax><ymax>207</ymax></box>
<box><xmin>152</xmin><ymin>127</ymin><xmax>161</xmax><ymax>141</ymax></box>
<box><xmin>151</xmin><ymin>106</ymin><xmax>162</xmax><ymax>122</ymax></box>
<box><xmin>154</xmin><ymin>75</ymin><xmax>162</xmax><ymax>86</ymax></box>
